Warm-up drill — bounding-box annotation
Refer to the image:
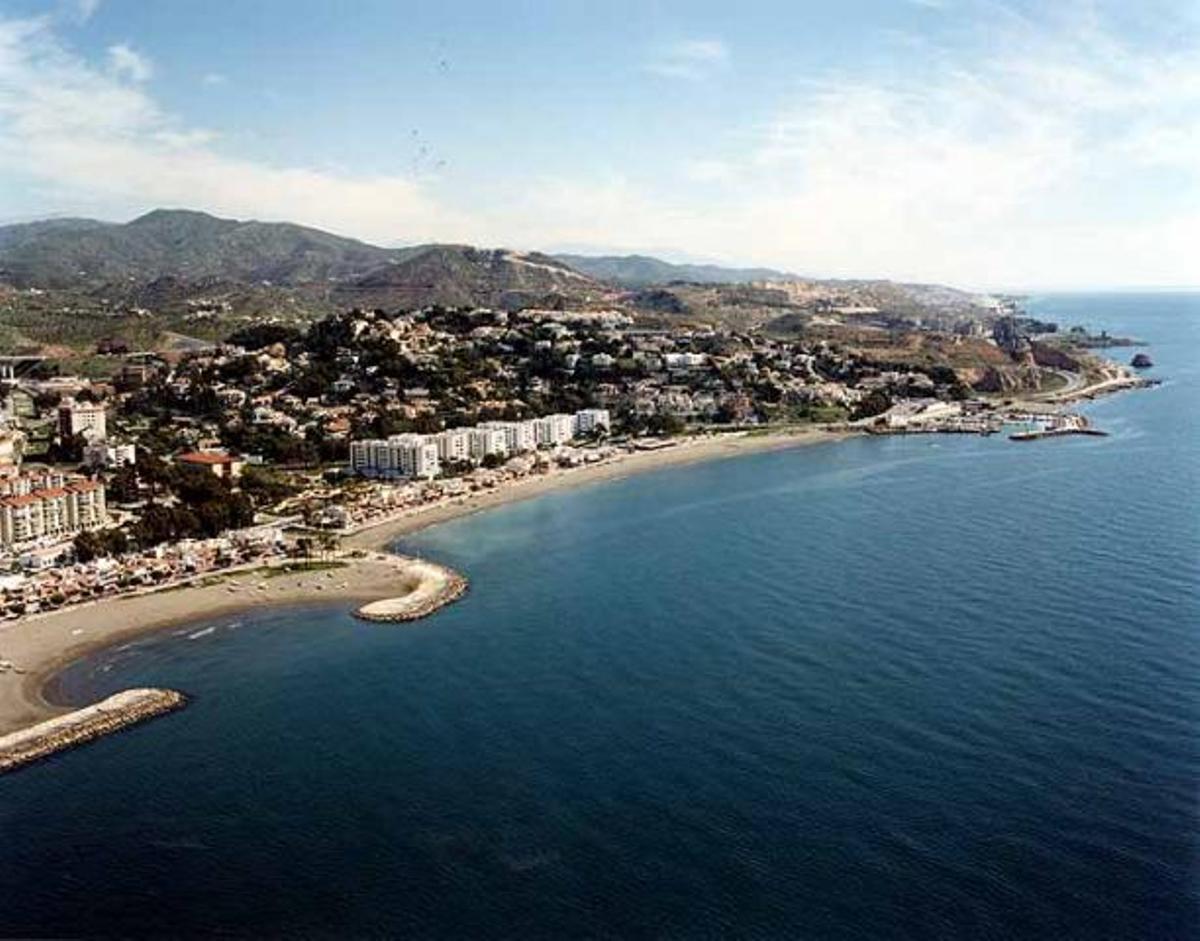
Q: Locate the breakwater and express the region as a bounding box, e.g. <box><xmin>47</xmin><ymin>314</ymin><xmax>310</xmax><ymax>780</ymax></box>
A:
<box><xmin>355</xmin><ymin>566</ymin><xmax>468</xmax><ymax>622</ymax></box>
<box><xmin>0</xmin><ymin>688</ymin><xmax>187</xmax><ymax>774</ymax></box>
<box><xmin>1009</xmin><ymin>427</ymin><xmax>1109</xmax><ymax>441</ymax></box>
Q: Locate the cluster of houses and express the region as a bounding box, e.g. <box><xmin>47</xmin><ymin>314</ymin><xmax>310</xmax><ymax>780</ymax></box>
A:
<box><xmin>162</xmin><ymin>306</ymin><xmax>871</xmax><ymax>449</ymax></box>
<box><xmin>350</xmin><ymin>409</ymin><xmax>611</xmax><ymax>479</ymax></box>
<box><xmin>0</xmin><ymin>525</ymin><xmax>286</xmax><ymax>617</ymax></box>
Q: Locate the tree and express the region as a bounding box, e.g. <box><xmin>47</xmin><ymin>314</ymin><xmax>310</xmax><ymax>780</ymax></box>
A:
<box><xmin>316</xmin><ymin>531</ymin><xmax>339</xmax><ymax>561</ymax></box>
<box><xmin>74</xmin><ymin>531</ymin><xmax>102</xmax><ymax>563</ymax></box>
<box><xmin>239</xmin><ymin>465</ymin><xmax>298</xmax><ymax>508</ymax></box>
<box><xmin>108</xmin><ymin>464</ymin><xmax>140</xmax><ymax>503</ymax></box>
<box><xmin>49</xmin><ymin>432</ymin><xmax>87</xmax><ymax>465</ymax></box>
<box><xmin>851</xmin><ymin>390</ymin><xmax>892</xmax><ymax>421</ymax></box>
<box><xmin>647</xmin><ymin>414</ymin><xmax>686</xmax><ymax>436</ymax></box>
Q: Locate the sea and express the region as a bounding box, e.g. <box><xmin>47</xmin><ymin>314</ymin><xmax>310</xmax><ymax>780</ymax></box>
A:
<box><xmin>1</xmin><ymin>293</ymin><xmax>1196</xmax><ymax>939</ymax></box>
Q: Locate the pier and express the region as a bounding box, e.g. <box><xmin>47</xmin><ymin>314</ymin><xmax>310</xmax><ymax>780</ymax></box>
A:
<box><xmin>1006</xmin><ymin>412</ymin><xmax>1108</xmax><ymax>442</ymax></box>
<box><xmin>0</xmin><ymin>688</ymin><xmax>187</xmax><ymax>774</ymax></box>
<box><xmin>1009</xmin><ymin>427</ymin><xmax>1108</xmax><ymax>441</ymax></box>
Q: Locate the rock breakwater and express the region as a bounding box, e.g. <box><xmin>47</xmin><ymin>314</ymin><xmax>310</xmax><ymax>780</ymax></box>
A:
<box><xmin>0</xmin><ymin>688</ymin><xmax>187</xmax><ymax>774</ymax></box>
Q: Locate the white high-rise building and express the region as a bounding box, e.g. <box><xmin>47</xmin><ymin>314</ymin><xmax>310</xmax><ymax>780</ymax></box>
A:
<box><xmin>395</xmin><ymin>435</ymin><xmax>440</xmax><ymax>479</ymax></box>
<box><xmin>57</xmin><ymin>398</ymin><xmax>107</xmax><ymax>442</ymax></box>
<box><xmin>0</xmin><ymin>470</ymin><xmax>107</xmax><ymax>551</ymax></box>
<box><xmin>349</xmin><ymin>435</ymin><xmax>440</xmax><ymax>479</ymax></box>
<box><xmin>535</xmin><ymin>414</ymin><xmax>575</xmax><ymax>447</ymax></box>
<box><xmin>350</xmin><ymin>409</ymin><xmax>609</xmax><ymax>478</ymax></box>
<box><xmin>573</xmin><ymin>409</ymin><xmax>611</xmax><ymax>436</ymax></box>
<box><xmin>478</xmin><ymin>421</ymin><xmax>537</xmax><ymax>455</ymax></box>
<box><xmin>434</xmin><ymin>428</ymin><xmax>472</xmax><ymax>464</ymax></box>
<box><xmin>469</xmin><ymin>427</ymin><xmax>508</xmax><ymax>461</ymax></box>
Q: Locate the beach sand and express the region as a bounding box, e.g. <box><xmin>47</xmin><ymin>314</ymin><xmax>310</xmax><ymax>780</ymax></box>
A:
<box><xmin>0</xmin><ymin>427</ymin><xmax>849</xmax><ymax>734</ymax></box>
<box><xmin>344</xmin><ymin>428</ymin><xmax>851</xmax><ymax>548</ymax></box>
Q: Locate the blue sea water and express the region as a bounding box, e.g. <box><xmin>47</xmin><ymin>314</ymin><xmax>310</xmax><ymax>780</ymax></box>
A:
<box><xmin>1</xmin><ymin>293</ymin><xmax>1197</xmax><ymax>939</ymax></box>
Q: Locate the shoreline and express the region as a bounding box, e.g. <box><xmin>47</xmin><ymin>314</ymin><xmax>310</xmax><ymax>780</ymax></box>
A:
<box><xmin>0</xmin><ymin>427</ymin><xmax>851</xmax><ymax>736</ymax></box>
<box><xmin>343</xmin><ymin>427</ymin><xmax>855</xmax><ymax>548</ymax></box>
<box><xmin>0</xmin><ymin>552</ymin><xmax>459</xmax><ymax>735</ymax></box>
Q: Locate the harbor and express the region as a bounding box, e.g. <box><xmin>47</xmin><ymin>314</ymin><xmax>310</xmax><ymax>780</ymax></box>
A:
<box><xmin>862</xmin><ymin>398</ymin><xmax>1114</xmax><ymax>442</ymax></box>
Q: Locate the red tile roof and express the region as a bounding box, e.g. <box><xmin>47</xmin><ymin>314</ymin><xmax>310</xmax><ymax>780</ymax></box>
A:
<box><xmin>178</xmin><ymin>451</ymin><xmax>236</xmax><ymax>465</ymax></box>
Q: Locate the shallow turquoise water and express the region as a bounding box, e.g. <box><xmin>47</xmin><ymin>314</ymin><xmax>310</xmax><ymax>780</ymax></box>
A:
<box><xmin>1</xmin><ymin>293</ymin><xmax>1197</xmax><ymax>938</ymax></box>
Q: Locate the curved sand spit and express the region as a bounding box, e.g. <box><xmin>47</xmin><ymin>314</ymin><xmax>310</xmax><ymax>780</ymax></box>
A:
<box><xmin>354</xmin><ymin>559</ymin><xmax>467</xmax><ymax>622</ymax></box>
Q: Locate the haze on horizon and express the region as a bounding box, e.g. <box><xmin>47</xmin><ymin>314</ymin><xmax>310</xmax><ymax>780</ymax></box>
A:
<box><xmin>0</xmin><ymin>0</ymin><xmax>1197</xmax><ymax>291</ymax></box>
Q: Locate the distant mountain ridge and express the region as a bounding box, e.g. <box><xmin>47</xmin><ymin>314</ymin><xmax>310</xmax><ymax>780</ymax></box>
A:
<box><xmin>0</xmin><ymin>209</ymin><xmax>398</xmax><ymax>287</ymax></box>
<box><xmin>553</xmin><ymin>253</ymin><xmax>804</xmax><ymax>287</ymax></box>
<box><xmin>0</xmin><ymin>210</ymin><xmax>997</xmax><ymax>330</ymax></box>
<box><xmin>0</xmin><ymin>209</ymin><xmax>610</xmax><ymax>312</ymax></box>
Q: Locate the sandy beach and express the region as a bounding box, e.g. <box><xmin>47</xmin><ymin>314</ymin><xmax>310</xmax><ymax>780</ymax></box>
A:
<box><xmin>0</xmin><ymin>427</ymin><xmax>849</xmax><ymax>735</ymax></box>
<box><xmin>344</xmin><ymin>427</ymin><xmax>853</xmax><ymax>548</ymax></box>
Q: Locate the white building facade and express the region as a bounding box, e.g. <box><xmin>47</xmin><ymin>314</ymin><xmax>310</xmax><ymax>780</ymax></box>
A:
<box><xmin>0</xmin><ymin>470</ymin><xmax>108</xmax><ymax>551</ymax></box>
<box><xmin>573</xmin><ymin>409</ymin><xmax>611</xmax><ymax>436</ymax></box>
<box><xmin>350</xmin><ymin>434</ymin><xmax>440</xmax><ymax>479</ymax></box>
<box><xmin>57</xmin><ymin>398</ymin><xmax>107</xmax><ymax>442</ymax></box>
<box><xmin>351</xmin><ymin>410</ymin><xmax>609</xmax><ymax>478</ymax></box>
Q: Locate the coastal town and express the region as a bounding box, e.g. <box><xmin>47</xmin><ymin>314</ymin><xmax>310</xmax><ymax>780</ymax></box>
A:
<box><xmin>0</xmin><ymin>302</ymin><xmax>1153</xmax><ymax>630</ymax></box>
<box><xmin>0</xmin><ymin>289</ymin><xmax>1157</xmax><ymax>775</ymax></box>
<box><xmin>0</xmin><ymin>1</ymin><xmax>1193</xmax><ymax>933</ymax></box>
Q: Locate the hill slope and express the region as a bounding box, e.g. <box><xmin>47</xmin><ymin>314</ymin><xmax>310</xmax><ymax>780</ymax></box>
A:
<box><xmin>0</xmin><ymin>209</ymin><xmax>397</xmax><ymax>287</ymax></box>
<box><xmin>554</xmin><ymin>253</ymin><xmax>803</xmax><ymax>287</ymax></box>
<box><xmin>0</xmin><ymin>210</ymin><xmax>611</xmax><ymax>314</ymax></box>
<box><xmin>335</xmin><ymin>245</ymin><xmax>606</xmax><ymax>310</ymax></box>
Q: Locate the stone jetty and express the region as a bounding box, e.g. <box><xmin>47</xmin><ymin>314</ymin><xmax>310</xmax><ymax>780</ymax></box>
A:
<box><xmin>0</xmin><ymin>688</ymin><xmax>187</xmax><ymax>774</ymax></box>
<box><xmin>355</xmin><ymin>560</ymin><xmax>468</xmax><ymax>623</ymax></box>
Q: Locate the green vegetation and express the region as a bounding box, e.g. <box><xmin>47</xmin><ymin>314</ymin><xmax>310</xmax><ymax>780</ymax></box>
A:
<box><xmin>73</xmin><ymin>528</ymin><xmax>130</xmax><ymax>562</ymax></box>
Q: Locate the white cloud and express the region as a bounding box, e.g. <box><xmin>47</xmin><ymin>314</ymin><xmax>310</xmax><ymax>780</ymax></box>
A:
<box><xmin>0</xmin><ymin>16</ymin><xmax>470</xmax><ymax>245</ymax></box>
<box><xmin>106</xmin><ymin>42</ymin><xmax>152</xmax><ymax>82</ymax></box>
<box><xmin>1</xmin><ymin>5</ymin><xmax>1197</xmax><ymax>288</ymax></box>
<box><xmin>201</xmin><ymin>72</ymin><xmax>227</xmax><ymax>86</ymax></box>
<box><xmin>683</xmin><ymin>159</ymin><xmax>735</xmax><ymax>184</ymax></box>
<box><xmin>538</xmin><ymin>6</ymin><xmax>1200</xmax><ymax>287</ymax></box>
<box><xmin>645</xmin><ymin>38</ymin><xmax>728</xmax><ymax>81</ymax></box>
<box><xmin>74</xmin><ymin>0</ymin><xmax>101</xmax><ymax>22</ymax></box>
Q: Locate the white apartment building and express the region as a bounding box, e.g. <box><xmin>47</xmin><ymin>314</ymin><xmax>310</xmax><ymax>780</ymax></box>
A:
<box><xmin>663</xmin><ymin>352</ymin><xmax>707</xmax><ymax>369</ymax></box>
<box><xmin>351</xmin><ymin>410</ymin><xmax>610</xmax><ymax>478</ymax></box>
<box><xmin>350</xmin><ymin>434</ymin><xmax>440</xmax><ymax>479</ymax></box>
<box><xmin>469</xmin><ymin>427</ymin><xmax>509</xmax><ymax>461</ymax></box>
<box><xmin>573</xmin><ymin>409</ymin><xmax>611</xmax><ymax>436</ymax></box>
<box><xmin>434</xmin><ymin>428</ymin><xmax>472</xmax><ymax>464</ymax></box>
<box><xmin>0</xmin><ymin>470</ymin><xmax>107</xmax><ymax>551</ymax></box>
<box><xmin>478</xmin><ymin>420</ymin><xmax>537</xmax><ymax>455</ymax></box>
<box><xmin>83</xmin><ymin>441</ymin><xmax>137</xmax><ymax>470</ymax></box>
<box><xmin>57</xmin><ymin>397</ymin><xmax>107</xmax><ymax>442</ymax></box>
<box><xmin>535</xmin><ymin>414</ymin><xmax>575</xmax><ymax>447</ymax></box>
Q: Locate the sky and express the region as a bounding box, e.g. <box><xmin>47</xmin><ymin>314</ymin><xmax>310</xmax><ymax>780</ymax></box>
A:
<box><xmin>0</xmin><ymin>0</ymin><xmax>1197</xmax><ymax>289</ymax></box>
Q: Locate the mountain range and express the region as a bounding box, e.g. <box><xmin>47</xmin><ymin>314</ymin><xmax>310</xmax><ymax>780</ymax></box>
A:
<box><xmin>0</xmin><ymin>210</ymin><xmax>808</xmax><ymax>298</ymax></box>
<box><xmin>0</xmin><ymin>210</ymin><xmax>996</xmax><ymax>336</ymax></box>
<box><xmin>551</xmin><ymin>254</ymin><xmax>803</xmax><ymax>287</ymax></box>
<box><xmin>0</xmin><ymin>210</ymin><xmax>621</xmax><ymax>313</ymax></box>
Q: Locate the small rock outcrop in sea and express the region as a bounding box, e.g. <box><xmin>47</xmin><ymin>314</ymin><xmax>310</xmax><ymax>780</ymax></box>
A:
<box><xmin>1130</xmin><ymin>353</ymin><xmax>1153</xmax><ymax>368</ymax></box>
